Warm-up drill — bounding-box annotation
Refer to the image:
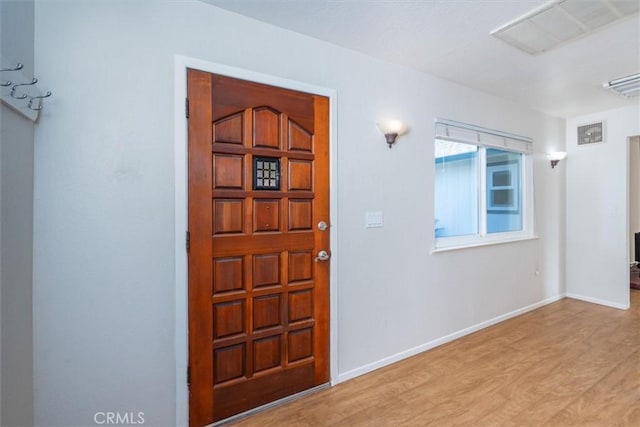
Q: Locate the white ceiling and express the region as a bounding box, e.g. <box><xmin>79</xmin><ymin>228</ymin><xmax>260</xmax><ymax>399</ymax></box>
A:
<box><xmin>203</xmin><ymin>0</ymin><xmax>640</xmax><ymax>118</ymax></box>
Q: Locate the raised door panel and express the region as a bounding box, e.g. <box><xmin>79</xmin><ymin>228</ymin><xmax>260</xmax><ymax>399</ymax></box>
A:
<box><xmin>288</xmin><ymin>160</ymin><xmax>313</xmax><ymax>191</ymax></box>
<box><xmin>289</xmin><ymin>199</ymin><xmax>313</xmax><ymax>231</ymax></box>
<box><xmin>253</xmin><ymin>336</ymin><xmax>282</xmax><ymax>372</ymax></box>
<box><xmin>289</xmin><ymin>290</ymin><xmax>313</xmax><ymax>323</ymax></box>
<box><xmin>213</xmin><ymin>155</ymin><xmax>244</xmax><ymax>189</ymax></box>
<box><xmin>253</xmin><ymin>199</ymin><xmax>280</xmax><ymax>232</ymax></box>
<box><xmin>214</xmin><ymin>344</ymin><xmax>245</xmax><ymax>384</ymax></box>
<box><xmin>288</xmin><ymin>120</ymin><xmax>313</xmax><ymax>152</ymax></box>
<box><xmin>253</xmin><ymin>295</ymin><xmax>282</xmax><ymax>331</ymax></box>
<box><xmin>253</xmin><ymin>108</ymin><xmax>280</xmax><ymax>149</ymax></box>
<box><xmin>213</xmin><ymin>301</ymin><xmax>245</xmax><ymax>339</ymax></box>
<box><xmin>214</xmin><ymin>113</ymin><xmax>243</xmax><ymax>144</ymax></box>
<box><xmin>288</xmin><ymin>328</ymin><xmax>313</xmax><ymax>363</ymax></box>
<box><xmin>213</xmin><ymin>200</ymin><xmax>244</xmax><ymax>234</ymax></box>
<box><xmin>288</xmin><ymin>251</ymin><xmax>313</xmax><ymax>283</ymax></box>
<box><xmin>213</xmin><ymin>257</ymin><xmax>244</xmax><ymax>294</ymax></box>
<box><xmin>252</xmin><ymin>254</ymin><xmax>280</xmax><ymax>288</ymax></box>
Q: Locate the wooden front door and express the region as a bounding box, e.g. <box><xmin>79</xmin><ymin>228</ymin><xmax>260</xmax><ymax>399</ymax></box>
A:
<box><xmin>187</xmin><ymin>70</ymin><xmax>330</xmax><ymax>426</ymax></box>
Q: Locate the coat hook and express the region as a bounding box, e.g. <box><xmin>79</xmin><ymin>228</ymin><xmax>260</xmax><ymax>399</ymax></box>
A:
<box><xmin>28</xmin><ymin>91</ymin><xmax>52</xmax><ymax>111</ymax></box>
<box><xmin>1</xmin><ymin>63</ymin><xmax>24</xmax><ymax>88</ymax></box>
<box><xmin>0</xmin><ymin>63</ymin><xmax>23</xmax><ymax>72</ymax></box>
<box><xmin>11</xmin><ymin>77</ymin><xmax>38</xmax><ymax>99</ymax></box>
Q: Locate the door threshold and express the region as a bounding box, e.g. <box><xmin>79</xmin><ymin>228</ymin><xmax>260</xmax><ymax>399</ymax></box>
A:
<box><xmin>207</xmin><ymin>382</ymin><xmax>331</xmax><ymax>426</ymax></box>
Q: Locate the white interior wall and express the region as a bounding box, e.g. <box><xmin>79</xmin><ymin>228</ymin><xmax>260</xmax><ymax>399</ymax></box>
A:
<box><xmin>566</xmin><ymin>105</ymin><xmax>640</xmax><ymax>308</ymax></box>
<box><xmin>0</xmin><ymin>1</ymin><xmax>35</xmax><ymax>426</ymax></box>
<box><xmin>630</xmin><ymin>136</ymin><xmax>640</xmax><ymax>262</ymax></box>
<box><xmin>33</xmin><ymin>1</ymin><xmax>565</xmax><ymax>425</ymax></box>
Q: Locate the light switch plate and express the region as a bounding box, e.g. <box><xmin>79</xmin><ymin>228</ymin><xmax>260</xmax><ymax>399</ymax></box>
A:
<box><xmin>366</xmin><ymin>211</ymin><xmax>384</xmax><ymax>228</ymax></box>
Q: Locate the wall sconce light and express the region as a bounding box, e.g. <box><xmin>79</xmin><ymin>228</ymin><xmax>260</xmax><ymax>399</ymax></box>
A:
<box><xmin>376</xmin><ymin>119</ymin><xmax>408</xmax><ymax>148</ymax></box>
<box><xmin>547</xmin><ymin>151</ymin><xmax>567</xmax><ymax>168</ymax></box>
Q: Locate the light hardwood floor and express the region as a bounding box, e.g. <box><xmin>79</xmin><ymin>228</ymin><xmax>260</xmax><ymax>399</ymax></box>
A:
<box><xmin>230</xmin><ymin>291</ymin><xmax>640</xmax><ymax>426</ymax></box>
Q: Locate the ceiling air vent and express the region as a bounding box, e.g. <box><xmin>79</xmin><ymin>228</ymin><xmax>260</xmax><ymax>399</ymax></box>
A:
<box><xmin>490</xmin><ymin>0</ymin><xmax>640</xmax><ymax>55</ymax></box>
<box><xmin>603</xmin><ymin>73</ymin><xmax>640</xmax><ymax>98</ymax></box>
<box><xmin>577</xmin><ymin>121</ymin><xmax>605</xmax><ymax>145</ymax></box>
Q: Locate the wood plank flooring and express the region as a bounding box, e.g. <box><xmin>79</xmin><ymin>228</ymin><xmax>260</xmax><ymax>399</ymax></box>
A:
<box><xmin>229</xmin><ymin>291</ymin><xmax>640</xmax><ymax>426</ymax></box>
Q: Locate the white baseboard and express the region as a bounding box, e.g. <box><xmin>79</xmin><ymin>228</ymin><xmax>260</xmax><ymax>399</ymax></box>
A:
<box><xmin>335</xmin><ymin>294</ymin><xmax>564</xmax><ymax>384</ymax></box>
<box><xmin>564</xmin><ymin>292</ymin><xmax>629</xmax><ymax>310</ymax></box>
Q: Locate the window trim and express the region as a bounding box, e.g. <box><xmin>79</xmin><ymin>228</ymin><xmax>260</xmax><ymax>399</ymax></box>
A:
<box><xmin>433</xmin><ymin>119</ymin><xmax>535</xmax><ymax>252</ymax></box>
<box><xmin>431</xmin><ymin>234</ymin><xmax>539</xmax><ymax>253</ymax></box>
<box><xmin>435</xmin><ymin>119</ymin><xmax>533</xmax><ymax>153</ymax></box>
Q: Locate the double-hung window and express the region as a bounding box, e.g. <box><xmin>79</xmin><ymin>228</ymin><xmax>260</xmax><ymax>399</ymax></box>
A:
<box><xmin>434</xmin><ymin>119</ymin><xmax>534</xmax><ymax>250</ymax></box>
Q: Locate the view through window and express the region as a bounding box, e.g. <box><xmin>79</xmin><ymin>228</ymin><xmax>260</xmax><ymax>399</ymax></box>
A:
<box><xmin>434</xmin><ymin>120</ymin><xmax>531</xmax><ymax>248</ymax></box>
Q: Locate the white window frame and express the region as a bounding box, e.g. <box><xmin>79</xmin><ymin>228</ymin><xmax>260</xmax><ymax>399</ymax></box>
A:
<box><xmin>433</xmin><ymin>119</ymin><xmax>536</xmax><ymax>252</ymax></box>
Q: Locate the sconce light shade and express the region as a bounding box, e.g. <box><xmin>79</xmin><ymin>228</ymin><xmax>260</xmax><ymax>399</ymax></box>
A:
<box><xmin>547</xmin><ymin>151</ymin><xmax>567</xmax><ymax>168</ymax></box>
<box><xmin>376</xmin><ymin>119</ymin><xmax>408</xmax><ymax>148</ymax></box>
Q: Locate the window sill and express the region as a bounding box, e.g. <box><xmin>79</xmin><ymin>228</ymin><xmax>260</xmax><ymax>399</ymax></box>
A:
<box><xmin>431</xmin><ymin>234</ymin><xmax>539</xmax><ymax>254</ymax></box>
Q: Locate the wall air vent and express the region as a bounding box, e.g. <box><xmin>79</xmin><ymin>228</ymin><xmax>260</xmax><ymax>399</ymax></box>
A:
<box><xmin>577</xmin><ymin>121</ymin><xmax>605</xmax><ymax>146</ymax></box>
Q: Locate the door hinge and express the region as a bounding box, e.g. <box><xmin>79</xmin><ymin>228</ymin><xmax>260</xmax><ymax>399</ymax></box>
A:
<box><xmin>187</xmin><ymin>365</ymin><xmax>191</xmax><ymax>388</ymax></box>
<box><xmin>185</xmin><ymin>98</ymin><xmax>189</xmax><ymax>119</ymax></box>
<box><xmin>186</xmin><ymin>231</ymin><xmax>190</xmax><ymax>253</ymax></box>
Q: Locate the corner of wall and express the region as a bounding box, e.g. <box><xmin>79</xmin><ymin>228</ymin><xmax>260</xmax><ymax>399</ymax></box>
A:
<box><xmin>0</xmin><ymin>0</ymin><xmax>35</xmax><ymax>426</ymax></box>
<box><xmin>565</xmin><ymin>104</ymin><xmax>640</xmax><ymax>307</ymax></box>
